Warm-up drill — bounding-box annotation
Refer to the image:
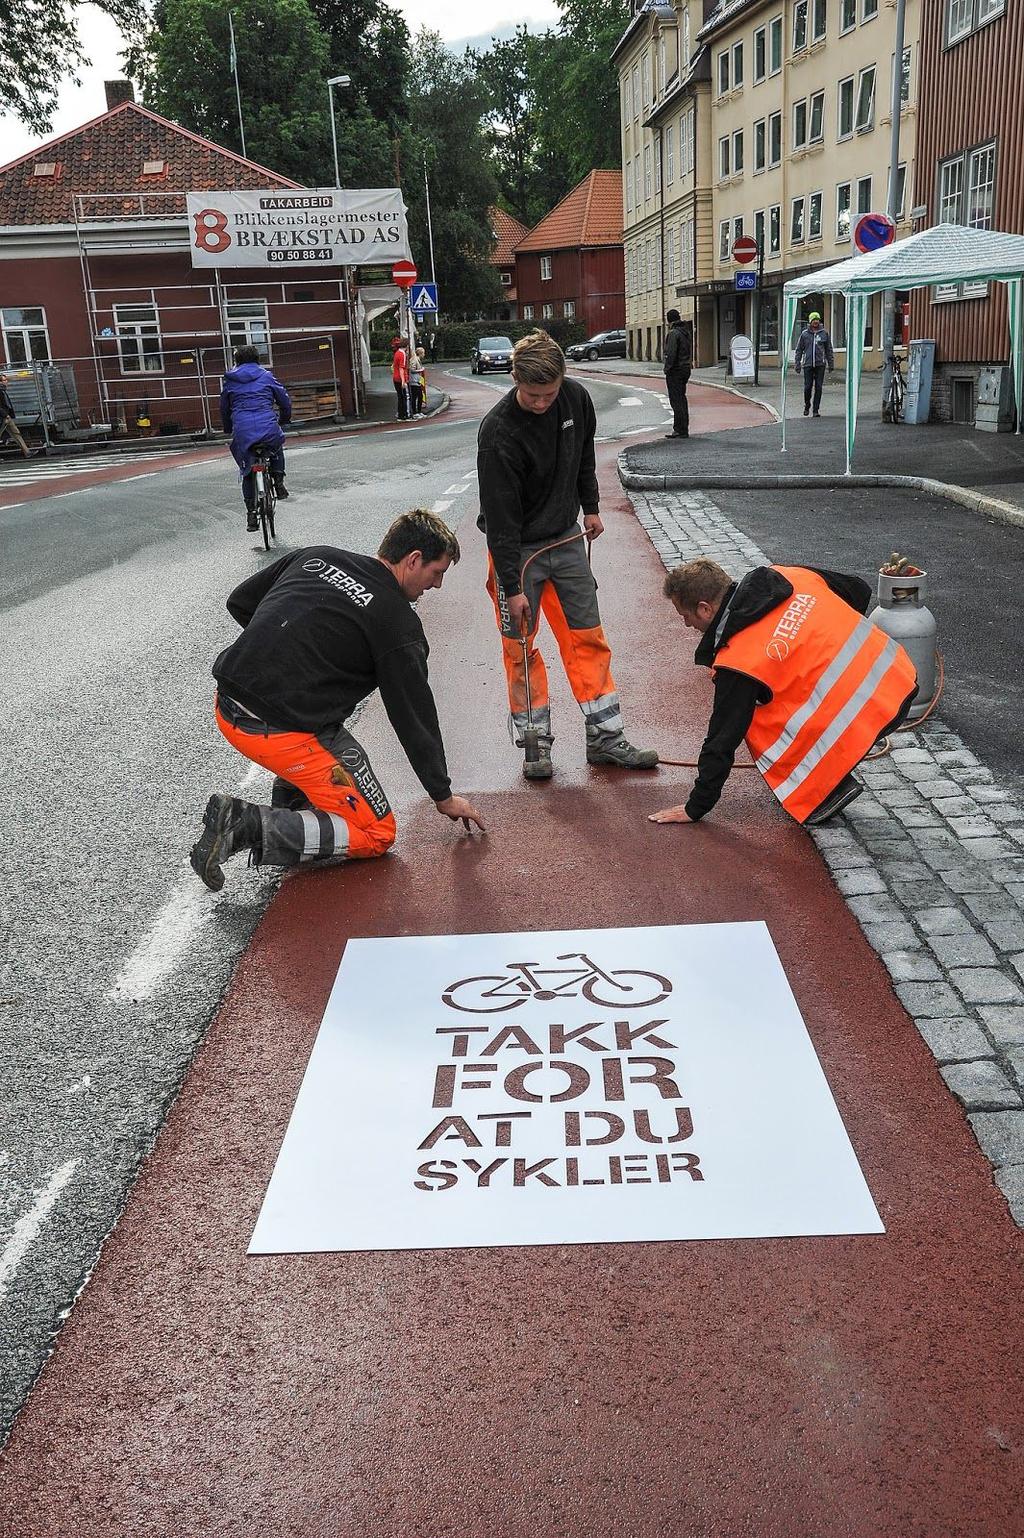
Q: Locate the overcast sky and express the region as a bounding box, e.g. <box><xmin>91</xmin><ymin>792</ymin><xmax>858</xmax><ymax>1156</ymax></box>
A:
<box><xmin>0</xmin><ymin>0</ymin><xmax>561</xmax><ymax>165</ymax></box>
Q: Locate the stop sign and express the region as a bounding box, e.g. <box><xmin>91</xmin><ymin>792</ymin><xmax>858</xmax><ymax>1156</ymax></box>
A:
<box><xmin>732</xmin><ymin>236</ymin><xmax>759</xmax><ymax>265</ymax></box>
<box><xmin>392</xmin><ymin>259</ymin><xmax>418</xmax><ymax>289</ymax></box>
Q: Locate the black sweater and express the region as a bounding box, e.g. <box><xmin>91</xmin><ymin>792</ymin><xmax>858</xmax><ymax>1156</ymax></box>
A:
<box><xmin>476</xmin><ymin>377</ymin><xmax>600</xmax><ymax>596</ymax></box>
<box><xmin>213</xmin><ymin>546</ymin><xmax>451</xmax><ymax>803</ymax></box>
<box><xmin>686</xmin><ymin>565</ymin><xmax>872</xmax><ymax>821</ymax></box>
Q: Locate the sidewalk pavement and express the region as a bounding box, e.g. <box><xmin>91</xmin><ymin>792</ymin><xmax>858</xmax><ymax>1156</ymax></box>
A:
<box><xmin>1</xmin><ymin>397</ymin><xmax>1022</xmax><ymax>1535</ymax></box>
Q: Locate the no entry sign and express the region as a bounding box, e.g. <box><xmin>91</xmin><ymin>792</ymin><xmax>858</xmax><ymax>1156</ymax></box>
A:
<box><xmin>392</xmin><ymin>259</ymin><xmax>418</xmax><ymax>289</ymax></box>
<box><xmin>854</xmin><ymin>212</ymin><xmax>896</xmax><ymax>253</ymax></box>
<box><xmin>732</xmin><ymin>236</ymin><xmax>759</xmax><ymax>265</ymax></box>
<box><xmin>249</xmin><ymin>923</ymin><xmax>883</xmax><ymax>1254</ymax></box>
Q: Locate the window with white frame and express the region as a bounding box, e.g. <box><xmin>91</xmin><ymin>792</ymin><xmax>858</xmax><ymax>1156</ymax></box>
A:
<box><xmin>719</xmin><ymin>221</ymin><xmax>731</xmax><ymax>261</ymax></box>
<box><xmin>732</xmin><ymin>41</ymin><xmax>744</xmax><ymax>86</ymax></box>
<box><xmin>770</xmin><ymin>14</ymin><xmax>783</xmax><ymax>71</ymax></box>
<box><xmin>966</xmin><ymin>142</ymin><xmax>995</xmax><ymax>228</ymax></box>
<box><xmin>226</xmin><ymin>298</ymin><xmax>271</xmax><ymax>362</ymax></box>
<box><xmin>793</xmin><ymin>0</ymin><xmax>808</xmax><ymax>51</ymax></box>
<box><xmin>644</xmin><ymin>144</ymin><xmax>652</xmax><ymax>198</ymax></box>
<box><xmin>890</xmin><ymin>45</ymin><xmax>912</xmax><ymax>107</ymax></box>
<box><xmin>812</xmin><ymin>0</ymin><xmax>827</xmax><ymax>40</ymax></box>
<box><xmin>840</xmin><ymin>0</ymin><xmax>856</xmax><ymax>29</ymax></box>
<box><xmin>563</xmin><ymin>301</ymin><xmax>575</xmax><ymax>318</ymax></box>
<box><xmin>894</xmin><ymin>163</ymin><xmax>907</xmax><ymax>217</ymax></box>
<box><xmin>808</xmin><ymin>190</ymin><xmax>823</xmax><ymax>240</ymax></box>
<box><xmin>540</xmin><ymin>255</ymin><xmax>552</xmax><ymax>280</ymax></box>
<box><xmin>654</xmin><ymin>134</ymin><xmax>662</xmax><ymax>188</ymax></box>
<box><xmin>977</xmin><ymin>0</ymin><xmax>1006</xmax><ymax>20</ymax></box>
<box><xmin>793</xmin><ymin>99</ymin><xmax>808</xmax><ymax>151</ymax></box>
<box><xmin>668</xmin><ymin>225</ymin><xmax>677</xmax><ymax>283</ymax></box>
<box><xmin>857</xmin><ymin>175</ymin><xmax>873</xmax><ymax>213</ymax></box>
<box><xmin>1</xmin><ymin>305</ymin><xmax>51</xmax><ymax>364</ymax></box>
<box><xmin>837</xmin><ymin>180</ymin><xmax>852</xmax><ymax>238</ymax></box>
<box><xmin>632</xmin><ymin>63</ymin><xmax>641</xmax><ymax>118</ymax></box>
<box><xmin>683</xmin><ymin>11</ymin><xmax>691</xmax><ymax>64</ymax></box>
<box><xmin>754</xmin><ymin>118</ymin><xmax>766</xmax><ymax>171</ymax></box>
<box><xmin>642</xmin><ymin>51</ymin><xmax>651</xmax><ymax>105</ymax></box>
<box><xmin>658</xmin><ymin>36</ymin><xmax>666</xmax><ymax>96</ymax></box>
<box><xmin>114</xmin><ymin>302</ymin><xmax>163</xmax><ymax>373</ymax></box>
<box><xmin>635</xmin><ymin>154</ymin><xmax>642</xmax><ymax>204</ymax></box>
<box><xmin>719</xmin><ymin>135</ymin><xmax>731</xmax><ymax>179</ymax></box>
<box><xmin>754</xmin><ymin>208</ymin><xmax>766</xmax><ymax>252</ymax></box>
<box><xmin>863</xmin><ymin>0</ymin><xmax>878</xmax><ymax>18</ymax></box>
<box><xmin>855</xmin><ymin>66</ymin><xmax>875</xmax><ymax>131</ymax></box>
<box><xmin>769</xmin><ymin>203</ymin><xmax>782</xmax><ymax>253</ymax></box>
<box><xmin>832</xmin><ymin>292</ymin><xmax>846</xmax><ymax>348</ymax></box>
<box><xmin>791</xmin><ymin>196</ymin><xmax>805</xmax><ymax>243</ymax></box>
<box><xmin>733</xmin><ymin>129</ymin><xmax>744</xmax><ymax>173</ymax></box>
<box><xmin>542</xmin><ymin>303</ymin><xmax>554</xmax><ymax>319</ymax></box>
<box><xmin>666</xmin><ymin>124</ymin><xmax>675</xmax><ymax>183</ymax></box>
<box><xmin>838</xmin><ymin>75</ymin><xmax>854</xmax><ymax>137</ymax></box>
<box><xmin>623</xmin><ymin>75</ymin><xmax>631</xmax><ymax>123</ymax></box>
<box><xmin>680</xmin><ymin>217</ymin><xmax>695</xmax><ymax>281</ymax></box>
<box><xmin>769</xmin><ymin>110</ymin><xmax>782</xmax><ymax>165</ymax></box>
<box><xmin>625</xmin><ymin>159</ymin><xmax>633</xmax><ymax>214</ymax></box>
<box><xmin>760</xmin><ymin>293</ymin><xmax>779</xmax><ymax>351</ymax></box>
<box><xmin>523</xmin><ymin>304</ymin><xmax>534</xmax><ymax>320</ymax></box>
<box><xmin>680</xmin><ymin>109</ymin><xmax>694</xmax><ymax>176</ymax></box>
<box><xmin>718</xmin><ymin>50</ymin><xmax>729</xmax><ymax>95</ymax></box>
<box><xmin>754</xmin><ymin>25</ymin><xmax>766</xmax><ymax>80</ymax></box>
<box><xmin>809</xmin><ymin>90</ymin><xmax>824</xmax><ymax>142</ymax></box>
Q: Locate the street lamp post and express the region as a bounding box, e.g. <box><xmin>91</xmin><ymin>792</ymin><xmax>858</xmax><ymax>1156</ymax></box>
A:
<box><xmin>327</xmin><ymin>74</ymin><xmax>351</xmax><ymax>189</ymax></box>
<box><xmin>327</xmin><ymin>74</ymin><xmax>361</xmax><ymax>418</ymax></box>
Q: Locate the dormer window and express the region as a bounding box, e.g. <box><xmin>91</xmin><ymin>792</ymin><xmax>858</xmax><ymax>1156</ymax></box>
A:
<box><xmin>32</xmin><ymin>162</ymin><xmax>61</xmax><ymax>179</ymax></box>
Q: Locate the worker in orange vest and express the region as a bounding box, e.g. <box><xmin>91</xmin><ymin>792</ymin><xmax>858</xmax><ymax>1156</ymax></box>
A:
<box><xmin>650</xmin><ymin>557</ymin><xmax>917</xmax><ymax>827</ymax></box>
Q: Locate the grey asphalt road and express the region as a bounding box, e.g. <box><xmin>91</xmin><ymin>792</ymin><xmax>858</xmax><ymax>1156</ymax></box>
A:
<box><xmin>0</xmin><ymin>371</ymin><xmax>671</xmax><ymax>1440</ymax></box>
<box><xmin>706</xmin><ymin>488</ymin><xmax>1024</xmax><ymax>798</ymax></box>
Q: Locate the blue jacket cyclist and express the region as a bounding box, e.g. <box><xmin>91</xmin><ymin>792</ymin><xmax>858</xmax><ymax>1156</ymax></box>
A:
<box><xmin>220</xmin><ymin>344</ymin><xmax>292</xmax><ymax>530</ymax></box>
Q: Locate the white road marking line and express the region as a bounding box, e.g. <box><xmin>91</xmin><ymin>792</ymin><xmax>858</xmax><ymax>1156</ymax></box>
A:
<box><xmin>0</xmin><ymin>501</ymin><xmax>26</xmax><ymax>509</ymax></box>
<box><xmin>0</xmin><ymin>1158</ymin><xmax>79</xmax><ymax>1301</ymax></box>
<box><xmin>120</xmin><ymin>473</ymin><xmax>157</xmax><ymax>483</ymax></box>
<box><xmin>443</xmin><ymin>484</ymin><xmax>465</xmax><ymax>495</ymax></box>
<box><xmin>618</xmin><ymin>397</ymin><xmax>643</xmax><ymax>406</ymax></box>
<box><xmin>431</xmin><ymin>499</ymin><xmax>452</xmax><ymax>513</ymax></box>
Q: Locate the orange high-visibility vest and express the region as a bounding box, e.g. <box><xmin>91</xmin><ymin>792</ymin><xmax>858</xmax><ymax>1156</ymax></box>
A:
<box><xmin>714</xmin><ymin>566</ymin><xmax>917</xmax><ymax>823</ymax></box>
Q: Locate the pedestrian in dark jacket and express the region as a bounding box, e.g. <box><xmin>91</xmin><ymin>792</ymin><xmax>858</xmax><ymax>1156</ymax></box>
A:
<box><xmin>220</xmin><ymin>345</ymin><xmax>292</xmax><ymax>531</ymax></box>
<box><xmin>793</xmin><ymin>312</ymin><xmax>834</xmax><ymax>417</ymax></box>
<box><xmin>663</xmin><ymin>309</ymin><xmax>692</xmax><ymax>439</ymax></box>
<box><xmin>0</xmin><ymin>373</ymin><xmax>32</xmax><ymax>457</ymax></box>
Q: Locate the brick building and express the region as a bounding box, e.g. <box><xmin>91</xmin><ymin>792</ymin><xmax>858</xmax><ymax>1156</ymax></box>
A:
<box><xmin>514</xmin><ymin>171</ymin><xmax>626</xmax><ymax>338</ymax></box>
<box><xmin>0</xmin><ymin>89</ymin><xmax>359</xmax><ymax>437</ymax></box>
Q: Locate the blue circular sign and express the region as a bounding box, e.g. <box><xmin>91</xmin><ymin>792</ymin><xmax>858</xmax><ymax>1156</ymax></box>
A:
<box><xmin>854</xmin><ymin>212</ymin><xmax>896</xmax><ymax>253</ymax></box>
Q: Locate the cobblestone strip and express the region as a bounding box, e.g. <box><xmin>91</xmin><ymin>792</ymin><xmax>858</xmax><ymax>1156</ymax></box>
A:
<box><xmin>631</xmin><ymin>486</ymin><xmax>1024</xmax><ymax>1225</ymax></box>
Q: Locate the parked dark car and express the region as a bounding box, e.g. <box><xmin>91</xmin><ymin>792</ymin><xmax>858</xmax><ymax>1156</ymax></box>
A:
<box><xmin>471</xmin><ymin>336</ymin><xmax>514</xmax><ymax>373</ymax></box>
<box><xmin>566</xmin><ymin>329</ymin><xmax>628</xmax><ymax>362</ymax></box>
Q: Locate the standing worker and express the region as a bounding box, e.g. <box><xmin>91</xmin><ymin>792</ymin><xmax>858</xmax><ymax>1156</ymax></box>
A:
<box><xmin>220</xmin><ymin>344</ymin><xmax>291</xmax><ymax>533</ymax></box>
<box><xmin>477</xmin><ymin>330</ymin><xmax>658</xmax><ymax>780</ymax></box>
<box><xmin>663</xmin><ymin>309</ymin><xmax>692</xmax><ymax>439</ymax></box>
<box><xmin>189</xmin><ymin>510</ymin><xmax>484</xmax><ymax>890</ymax></box>
<box><xmin>392</xmin><ymin>336</ymin><xmax>410</xmax><ymax>421</ymax></box>
<box><xmin>0</xmin><ymin>373</ymin><xmax>33</xmax><ymax>457</ymax></box>
<box><xmin>649</xmin><ymin>558</ymin><xmax>917</xmax><ymax>828</ymax></box>
<box><xmin>793</xmin><ymin>311</ymin><xmax>834</xmax><ymax>417</ymax></box>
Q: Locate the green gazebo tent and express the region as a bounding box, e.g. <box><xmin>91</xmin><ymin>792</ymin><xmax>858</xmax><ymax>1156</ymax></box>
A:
<box><xmin>781</xmin><ymin>223</ymin><xmax>1024</xmax><ymax>473</ymax></box>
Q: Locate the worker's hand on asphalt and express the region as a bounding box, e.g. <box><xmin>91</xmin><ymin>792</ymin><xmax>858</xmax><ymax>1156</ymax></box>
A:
<box><xmin>508</xmin><ymin>593</ymin><xmax>532</xmax><ymax>636</ymax></box>
<box><xmin>584</xmin><ymin>512</ymin><xmax>604</xmax><ymax>541</ymax></box>
<box><xmin>648</xmin><ymin>804</ymin><xmax>693</xmax><ymax>824</ymax></box>
<box><xmin>436</xmin><ymin>794</ymin><xmax>486</xmax><ymax>833</ymax></box>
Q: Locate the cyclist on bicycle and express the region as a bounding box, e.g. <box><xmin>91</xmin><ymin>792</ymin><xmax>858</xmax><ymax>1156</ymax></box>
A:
<box><xmin>220</xmin><ymin>344</ymin><xmax>292</xmax><ymax>533</ymax></box>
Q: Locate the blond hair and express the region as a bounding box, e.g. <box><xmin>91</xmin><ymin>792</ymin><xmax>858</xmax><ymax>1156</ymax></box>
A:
<box><xmin>511</xmin><ymin>329</ymin><xmax>565</xmax><ymax>385</ymax></box>
<box><xmin>663</xmin><ymin>559</ymin><xmax>731</xmax><ymax>609</ymax></box>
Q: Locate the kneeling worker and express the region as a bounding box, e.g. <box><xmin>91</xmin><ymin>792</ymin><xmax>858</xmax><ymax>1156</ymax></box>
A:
<box><xmin>190</xmin><ymin>510</ymin><xmax>484</xmax><ymax>889</ymax></box>
<box><xmin>649</xmin><ymin>558</ymin><xmax>917</xmax><ymax>828</ymax></box>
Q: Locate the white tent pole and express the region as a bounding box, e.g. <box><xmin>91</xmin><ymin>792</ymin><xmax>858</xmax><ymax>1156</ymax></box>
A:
<box><xmin>780</xmin><ymin>291</ymin><xmax>798</xmax><ymax>452</ymax></box>
<box><xmin>1008</xmin><ymin>277</ymin><xmax>1023</xmax><ymax>434</ymax></box>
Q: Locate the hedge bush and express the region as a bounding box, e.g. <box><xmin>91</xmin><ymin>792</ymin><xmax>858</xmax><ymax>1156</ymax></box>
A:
<box><xmin>368</xmin><ymin>317</ymin><xmax>589</xmax><ymax>363</ymax></box>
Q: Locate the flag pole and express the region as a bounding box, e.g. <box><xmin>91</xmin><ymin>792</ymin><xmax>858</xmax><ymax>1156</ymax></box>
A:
<box><xmin>228</xmin><ymin>12</ymin><xmax>247</xmax><ymax>160</ymax></box>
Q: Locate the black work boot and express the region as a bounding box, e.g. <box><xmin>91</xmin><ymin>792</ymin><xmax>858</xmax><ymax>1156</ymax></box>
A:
<box><xmin>586</xmin><ymin>731</ymin><xmax>659</xmax><ymax>769</ymax></box>
<box><xmin>804</xmin><ymin>774</ymin><xmax>863</xmax><ymax>827</ymax></box>
<box><xmin>521</xmin><ymin>733</ymin><xmax>554</xmax><ymax>781</ymax></box>
<box><xmin>245</xmin><ymin>505</ymin><xmax>258</xmax><ymax>531</ymax></box>
<box><xmin>273</xmin><ymin>476</ymin><xmax>289</xmax><ymax>500</ymax></box>
<box><xmin>190</xmin><ymin>794</ymin><xmax>262</xmax><ymax>891</ymax></box>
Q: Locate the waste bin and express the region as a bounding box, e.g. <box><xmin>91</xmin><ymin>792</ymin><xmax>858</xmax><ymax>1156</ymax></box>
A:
<box><xmin>902</xmin><ymin>339</ymin><xmax>935</xmax><ymax>425</ymax></box>
<box><xmin>976</xmin><ymin>365</ymin><xmax>1016</xmax><ymax>433</ymax></box>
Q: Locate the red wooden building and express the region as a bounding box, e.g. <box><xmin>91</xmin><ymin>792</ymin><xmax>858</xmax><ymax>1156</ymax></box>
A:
<box><xmin>0</xmin><ymin>88</ymin><xmax>359</xmax><ymax>439</ymax></box>
<box><xmin>487</xmin><ymin>207</ymin><xmax>530</xmax><ymax>322</ymax></box>
<box><xmin>514</xmin><ymin>171</ymin><xmax>626</xmax><ymax>339</ymax></box>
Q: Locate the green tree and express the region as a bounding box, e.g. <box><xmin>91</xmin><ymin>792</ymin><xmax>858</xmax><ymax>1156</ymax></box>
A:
<box><xmin>133</xmin><ymin>0</ymin><xmax>336</xmax><ymax>185</ymax></box>
<box><xmin>306</xmin><ymin>0</ymin><xmax>410</xmax><ymax>144</ymax></box>
<box><xmin>400</xmin><ymin>31</ymin><xmax>501</xmax><ymax>319</ymax></box>
<box><xmin>3</xmin><ymin>0</ymin><xmax>139</xmax><ymax>135</ymax></box>
<box><xmin>473</xmin><ymin>26</ymin><xmax>568</xmax><ymax>229</ymax></box>
<box><xmin>549</xmin><ymin>0</ymin><xmax>630</xmax><ymax>186</ymax></box>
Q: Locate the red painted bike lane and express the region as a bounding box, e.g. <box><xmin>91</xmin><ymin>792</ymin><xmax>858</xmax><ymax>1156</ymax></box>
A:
<box><xmin>1</xmin><ymin>391</ymin><xmax>1022</xmax><ymax>1537</ymax></box>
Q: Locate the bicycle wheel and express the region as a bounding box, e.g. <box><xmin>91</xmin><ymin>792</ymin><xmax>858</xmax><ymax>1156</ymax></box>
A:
<box><xmin>267</xmin><ymin>483</ymin><xmax>277</xmax><ymax>541</ymax></box>
<box><xmin>892</xmin><ymin>372</ymin><xmax>905</xmax><ymax>423</ymax></box>
<box><xmin>254</xmin><ymin>468</ymin><xmax>271</xmax><ymax>550</ymax></box>
<box><xmin>582</xmin><ymin>969</ymin><xmax>672</xmax><ymax>1008</ymax></box>
<box><xmin>442</xmin><ymin>975</ymin><xmax>527</xmax><ymax>1013</ymax></box>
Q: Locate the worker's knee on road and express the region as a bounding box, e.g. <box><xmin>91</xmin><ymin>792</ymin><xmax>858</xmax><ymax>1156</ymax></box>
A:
<box><xmin>351</xmin><ymin>813</ymin><xmax>397</xmax><ymax>860</ymax></box>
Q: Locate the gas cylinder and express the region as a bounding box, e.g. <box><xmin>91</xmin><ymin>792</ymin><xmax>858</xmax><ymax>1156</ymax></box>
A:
<box><xmin>869</xmin><ymin>567</ymin><xmax>937</xmax><ymax>719</ymax></box>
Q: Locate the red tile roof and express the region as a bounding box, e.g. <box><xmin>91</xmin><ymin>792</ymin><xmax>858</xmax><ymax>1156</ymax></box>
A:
<box><xmin>489</xmin><ymin>206</ymin><xmax>530</xmax><ymax>267</ymax></box>
<box><xmin>514</xmin><ymin>171</ymin><xmax>623</xmax><ymax>254</ymax></box>
<box><xmin>0</xmin><ymin>101</ymin><xmax>297</xmax><ymax>227</ymax></box>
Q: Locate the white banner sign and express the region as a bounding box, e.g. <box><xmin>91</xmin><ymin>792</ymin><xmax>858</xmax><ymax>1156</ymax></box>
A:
<box><xmin>185</xmin><ymin>187</ymin><xmax>410</xmax><ymax>268</ymax></box>
<box><xmin>249</xmin><ymin>923</ymin><xmax>883</xmax><ymax>1254</ymax></box>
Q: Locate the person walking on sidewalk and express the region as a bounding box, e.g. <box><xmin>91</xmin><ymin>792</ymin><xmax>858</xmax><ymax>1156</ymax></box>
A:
<box><xmin>409</xmin><ymin>347</ymin><xmax>426</xmax><ymax>418</ymax></box>
<box><xmin>477</xmin><ymin>329</ymin><xmax>658</xmax><ymax>781</ymax></box>
<box><xmin>663</xmin><ymin>309</ymin><xmax>692</xmax><ymax>439</ymax></box>
<box><xmin>649</xmin><ymin>558</ymin><xmax>917</xmax><ymax>829</ymax></box>
<box><xmin>392</xmin><ymin>337</ymin><xmax>410</xmax><ymax>420</ymax></box>
<box><xmin>189</xmin><ymin>510</ymin><xmax>484</xmax><ymax>891</ymax></box>
<box><xmin>220</xmin><ymin>345</ymin><xmax>291</xmax><ymax>533</ymax></box>
<box><xmin>0</xmin><ymin>373</ymin><xmax>33</xmax><ymax>457</ymax></box>
<box><xmin>793</xmin><ymin>312</ymin><xmax>834</xmax><ymax>417</ymax></box>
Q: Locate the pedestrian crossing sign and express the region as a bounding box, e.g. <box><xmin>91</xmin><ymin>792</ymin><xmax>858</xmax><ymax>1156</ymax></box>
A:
<box><xmin>410</xmin><ymin>283</ymin><xmax>439</xmax><ymax>314</ymax></box>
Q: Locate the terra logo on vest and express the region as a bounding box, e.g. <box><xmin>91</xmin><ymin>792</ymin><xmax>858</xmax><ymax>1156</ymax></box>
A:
<box><xmin>765</xmin><ymin>591</ymin><xmax>816</xmax><ymax>660</ymax></box>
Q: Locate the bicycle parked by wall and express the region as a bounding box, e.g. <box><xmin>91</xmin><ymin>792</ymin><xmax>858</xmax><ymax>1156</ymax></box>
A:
<box><xmin>886</xmin><ymin>353</ymin><xmax>906</xmax><ymax>424</ymax></box>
